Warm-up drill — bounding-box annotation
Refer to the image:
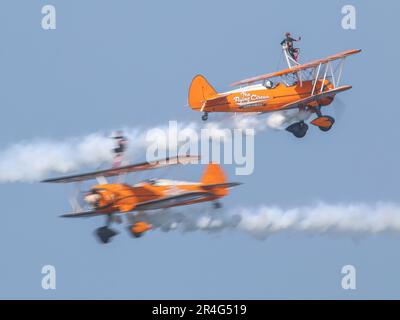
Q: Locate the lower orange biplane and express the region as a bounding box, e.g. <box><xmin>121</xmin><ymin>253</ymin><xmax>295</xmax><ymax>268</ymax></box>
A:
<box><xmin>188</xmin><ymin>46</ymin><xmax>361</xmax><ymax>138</ymax></box>
<box><xmin>42</xmin><ymin>156</ymin><xmax>241</xmax><ymax>243</ymax></box>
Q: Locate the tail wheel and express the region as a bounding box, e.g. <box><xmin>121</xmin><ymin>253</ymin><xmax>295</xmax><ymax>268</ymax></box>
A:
<box><xmin>286</xmin><ymin>121</ymin><xmax>309</xmax><ymax>138</ymax></box>
<box><xmin>201</xmin><ymin>112</ymin><xmax>208</xmax><ymax>121</ymax></box>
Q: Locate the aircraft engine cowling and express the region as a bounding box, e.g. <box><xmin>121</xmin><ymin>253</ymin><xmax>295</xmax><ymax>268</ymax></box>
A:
<box><xmin>84</xmin><ymin>193</ymin><xmax>101</xmax><ymax>205</ymax></box>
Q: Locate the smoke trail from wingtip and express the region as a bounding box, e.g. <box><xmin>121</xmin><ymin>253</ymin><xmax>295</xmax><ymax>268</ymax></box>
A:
<box><xmin>147</xmin><ymin>202</ymin><xmax>400</xmax><ymax>239</ymax></box>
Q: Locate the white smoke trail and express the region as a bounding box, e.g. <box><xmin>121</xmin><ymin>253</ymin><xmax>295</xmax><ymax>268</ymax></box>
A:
<box><xmin>0</xmin><ymin>134</ymin><xmax>115</xmax><ymax>183</ymax></box>
<box><xmin>145</xmin><ymin>202</ymin><xmax>400</xmax><ymax>238</ymax></box>
<box><xmin>266</xmin><ymin>109</ymin><xmax>311</xmax><ymax>130</ymax></box>
<box><xmin>0</xmin><ymin>112</ymin><xmax>301</xmax><ymax>183</ymax></box>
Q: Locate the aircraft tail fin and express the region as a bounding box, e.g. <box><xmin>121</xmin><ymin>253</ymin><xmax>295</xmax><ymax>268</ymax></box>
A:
<box><xmin>201</xmin><ymin>163</ymin><xmax>232</xmax><ymax>197</ymax></box>
<box><xmin>188</xmin><ymin>75</ymin><xmax>217</xmax><ymax>110</ymax></box>
<box><xmin>201</xmin><ymin>163</ymin><xmax>227</xmax><ymax>185</ymax></box>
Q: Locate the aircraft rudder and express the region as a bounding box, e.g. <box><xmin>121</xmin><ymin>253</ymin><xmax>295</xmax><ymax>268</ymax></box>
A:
<box><xmin>201</xmin><ymin>163</ymin><xmax>227</xmax><ymax>185</ymax></box>
<box><xmin>188</xmin><ymin>74</ymin><xmax>217</xmax><ymax>110</ymax></box>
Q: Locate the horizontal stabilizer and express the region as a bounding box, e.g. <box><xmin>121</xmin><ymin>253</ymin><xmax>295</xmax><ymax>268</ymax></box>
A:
<box><xmin>202</xmin><ymin>182</ymin><xmax>242</xmax><ymax>189</ymax></box>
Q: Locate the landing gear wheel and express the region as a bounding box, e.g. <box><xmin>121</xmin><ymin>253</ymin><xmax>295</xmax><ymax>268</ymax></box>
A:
<box><xmin>286</xmin><ymin>121</ymin><xmax>309</xmax><ymax>138</ymax></box>
<box><xmin>128</xmin><ymin>221</ymin><xmax>152</xmax><ymax>238</ymax></box>
<box><xmin>319</xmin><ymin>116</ymin><xmax>335</xmax><ymax>132</ymax></box>
<box><xmin>319</xmin><ymin>125</ymin><xmax>332</xmax><ymax>132</ymax></box>
<box><xmin>311</xmin><ymin>115</ymin><xmax>335</xmax><ymax>132</ymax></box>
<box><xmin>95</xmin><ymin>226</ymin><xmax>118</xmax><ymax>244</ymax></box>
<box><xmin>201</xmin><ymin>112</ymin><xmax>208</xmax><ymax>121</ymax></box>
<box><xmin>213</xmin><ymin>202</ymin><xmax>222</xmax><ymax>209</ymax></box>
<box><xmin>132</xmin><ymin>231</ymin><xmax>144</xmax><ymax>238</ymax></box>
<box><xmin>112</xmin><ymin>215</ymin><xmax>122</xmax><ymax>224</ymax></box>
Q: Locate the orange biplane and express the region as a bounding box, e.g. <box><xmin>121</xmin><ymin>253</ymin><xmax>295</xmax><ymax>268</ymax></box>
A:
<box><xmin>42</xmin><ymin>156</ymin><xmax>241</xmax><ymax>243</ymax></box>
<box><xmin>188</xmin><ymin>47</ymin><xmax>361</xmax><ymax>138</ymax></box>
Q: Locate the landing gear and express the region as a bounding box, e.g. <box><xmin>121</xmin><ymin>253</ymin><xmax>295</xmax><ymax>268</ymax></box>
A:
<box><xmin>94</xmin><ymin>214</ymin><xmax>118</xmax><ymax>244</ymax></box>
<box><xmin>310</xmin><ymin>115</ymin><xmax>335</xmax><ymax>132</ymax></box>
<box><xmin>112</xmin><ymin>215</ymin><xmax>122</xmax><ymax>224</ymax></box>
<box><xmin>130</xmin><ymin>229</ymin><xmax>144</xmax><ymax>238</ymax></box>
<box><xmin>319</xmin><ymin>123</ymin><xmax>333</xmax><ymax>132</ymax></box>
<box><xmin>95</xmin><ymin>226</ymin><xmax>118</xmax><ymax>244</ymax></box>
<box><xmin>213</xmin><ymin>201</ymin><xmax>222</xmax><ymax>209</ymax></box>
<box><xmin>129</xmin><ymin>221</ymin><xmax>152</xmax><ymax>238</ymax></box>
<box><xmin>286</xmin><ymin>106</ymin><xmax>335</xmax><ymax>137</ymax></box>
<box><xmin>310</xmin><ymin>107</ymin><xmax>335</xmax><ymax>132</ymax></box>
<box><xmin>286</xmin><ymin>121</ymin><xmax>309</xmax><ymax>138</ymax></box>
<box><xmin>201</xmin><ymin>112</ymin><xmax>208</xmax><ymax>121</ymax></box>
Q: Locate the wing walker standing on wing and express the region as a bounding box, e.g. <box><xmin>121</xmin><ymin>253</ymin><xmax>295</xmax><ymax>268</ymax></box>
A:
<box><xmin>280</xmin><ymin>32</ymin><xmax>301</xmax><ymax>62</ymax></box>
<box><xmin>188</xmin><ymin>36</ymin><xmax>361</xmax><ymax>138</ymax></box>
<box><xmin>42</xmin><ymin>35</ymin><xmax>361</xmax><ymax>244</ymax></box>
<box><xmin>42</xmin><ymin>138</ymin><xmax>241</xmax><ymax>243</ymax></box>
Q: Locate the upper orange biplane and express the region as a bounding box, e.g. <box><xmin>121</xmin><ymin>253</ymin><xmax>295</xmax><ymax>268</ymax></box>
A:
<box><xmin>188</xmin><ymin>46</ymin><xmax>361</xmax><ymax>138</ymax></box>
<box><xmin>42</xmin><ymin>155</ymin><xmax>240</xmax><ymax>243</ymax></box>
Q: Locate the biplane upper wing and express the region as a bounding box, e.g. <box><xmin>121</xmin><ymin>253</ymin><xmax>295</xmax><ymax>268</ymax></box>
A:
<box><xmin>230</xmin><ymin>49</ymin><xmax>361</xmax><ymax>87</ymax></box>
<box><xmin>42</xmin><ymin>155</ymin><xmax>200</xmax><ymax>183</ymax></box>
<box><xmin>261</xmin><ymin>85</ymin><xmax>352</xmax><ymax>113</ymax></box>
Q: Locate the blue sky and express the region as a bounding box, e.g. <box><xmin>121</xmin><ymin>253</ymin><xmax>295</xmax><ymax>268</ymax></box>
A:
<box><xmin>1</xmin><ymin>0</ymin><xmax>400</xmax><ymax>299</ymax></box>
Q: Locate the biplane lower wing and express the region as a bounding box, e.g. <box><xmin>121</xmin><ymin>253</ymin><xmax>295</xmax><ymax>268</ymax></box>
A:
<box><xmin>261</xmin><ymin>85</ymin><xmax>352</xmax><ymax>113</ymax></box>
<box><xmin>61</xmin><ymin>191</ymin><xmax>216</xmax><ymax>216</ymax></box>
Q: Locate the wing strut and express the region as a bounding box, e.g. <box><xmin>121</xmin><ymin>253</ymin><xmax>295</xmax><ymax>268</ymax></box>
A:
<box><xmin>311</xmin><ymin>63</ymin><xmax>322</xmax><ymax>96</ymax></box>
